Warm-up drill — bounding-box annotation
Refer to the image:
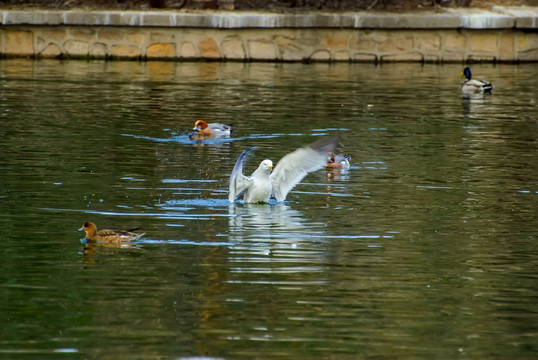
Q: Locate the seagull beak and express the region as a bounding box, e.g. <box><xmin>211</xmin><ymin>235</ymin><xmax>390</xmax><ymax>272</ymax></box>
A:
<box><xmin>269</xmin><ymin>165</ymin><xmax>273</xmax><ymax>170</ymax></box>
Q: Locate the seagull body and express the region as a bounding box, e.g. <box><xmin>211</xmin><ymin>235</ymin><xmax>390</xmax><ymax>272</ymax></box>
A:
<box><xmin>229</xmin><ymin>136</ymin><xmax>339</xmax><ymax>203</ymax></box>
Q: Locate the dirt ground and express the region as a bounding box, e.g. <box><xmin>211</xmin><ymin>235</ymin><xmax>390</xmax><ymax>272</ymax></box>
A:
<box><xmin>0</xmin><ymin>0</ymin><xmax>535</xmax><ymax>11</ymax></box>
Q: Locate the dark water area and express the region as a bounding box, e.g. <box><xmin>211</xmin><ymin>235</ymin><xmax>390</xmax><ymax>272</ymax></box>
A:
<box><xmin>0</xmin><ymin>59</ymin><xmax>536</xmax><ymax>359</ymax></box>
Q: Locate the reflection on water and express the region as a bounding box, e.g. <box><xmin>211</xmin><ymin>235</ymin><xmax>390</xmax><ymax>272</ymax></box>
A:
<box><xmin>229</xmin><ymin>203</ymin><xmax>313</xmax><ymax>235</ymax></box>
<box><xmin>0</xmin><ymin>59</ymin><xmax>536</xmax><ymax>359</ymax></box>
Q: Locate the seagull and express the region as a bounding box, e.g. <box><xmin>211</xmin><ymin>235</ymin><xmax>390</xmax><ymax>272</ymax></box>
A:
<box><xmin>229</xmin><ymin>135</ymin><xmax>339</xmax><ymax>203</ymax></box>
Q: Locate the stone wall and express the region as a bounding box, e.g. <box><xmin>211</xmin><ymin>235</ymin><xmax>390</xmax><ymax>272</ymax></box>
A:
<box><xmin>1</xmin><ymin>7</ymin><xmax>537</xmax><ymax>62</ymax></box>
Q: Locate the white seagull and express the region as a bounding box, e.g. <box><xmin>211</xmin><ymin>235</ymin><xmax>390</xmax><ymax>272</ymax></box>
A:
<box><xmin>229</xmin><ymin>135</ymin><xmax>339</xmax><ymax>203</ymax></box>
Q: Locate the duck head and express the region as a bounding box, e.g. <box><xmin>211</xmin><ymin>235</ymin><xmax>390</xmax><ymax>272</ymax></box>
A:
<box><xmin>79</xmin><ymin>221</ymin><xmax>97</xmax><ymax>237</ymax></box>
<box><xmin>193</xmin><ymin>120</ymin><xmax>209</xmax><ymax>131</ymax></box>
<box><xmin>461</xmin><ymin>67</ymin><xmax>472</xmax><ymax>80</ymax></box>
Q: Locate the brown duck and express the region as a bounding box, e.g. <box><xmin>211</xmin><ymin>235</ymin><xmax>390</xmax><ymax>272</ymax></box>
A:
<box><xmin>79</xmin><ymin>221</ymin><xmax>144</xmax><ymax>242</ymax></box>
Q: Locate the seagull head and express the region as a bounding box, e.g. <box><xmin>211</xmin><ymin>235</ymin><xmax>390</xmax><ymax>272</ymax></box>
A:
<box><xmin>260</xmin><ymin>159</ymin><xmax>273</xmax><ymax>172</ymax></box>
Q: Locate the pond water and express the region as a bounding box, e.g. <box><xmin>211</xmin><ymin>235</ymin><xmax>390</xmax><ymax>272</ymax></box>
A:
<box><xmin>0</xmin><ymin>59</ymin><xmax>536</xmax><ymax>359</ymax></box>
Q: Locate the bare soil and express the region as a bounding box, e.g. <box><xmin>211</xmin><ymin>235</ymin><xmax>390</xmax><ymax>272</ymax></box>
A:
<box><xmin>0</xmin><ymin>0</ymin><xmax>535</xmax><ymax>12</ymax></box>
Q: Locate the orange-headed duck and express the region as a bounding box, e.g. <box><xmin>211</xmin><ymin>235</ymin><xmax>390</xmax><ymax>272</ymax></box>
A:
<box><xmin>189</xmin><ymin>120</ymin><xmax>233</xmax><ymax>140</ymax></box>
<box><xmin>326</xmin><ymin>153</ymin><xmax>351</xmax><ymax>169</ymax></box>
<box><xmin>79</xmin><ymin>221</ymin><xmax>144</xmax><ymax>243</ymax></box>
<box><xmin>461</xmin><ymin>67</ymin><xmax>492</xmax><ymax>94</ymax></box>
<box><xmin>229</xmin><ymin>135</ymin><xmax>339</xmax><ymax>203</ymax></box>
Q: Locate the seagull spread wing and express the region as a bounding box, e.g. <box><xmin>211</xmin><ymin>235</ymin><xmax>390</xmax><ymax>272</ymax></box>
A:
<box><xmin>229</xmin><ymin>147</ymin><xmax>255</xmax><ymax>201</ymax></box>
<box><xmin>271</xmin><ymin>135</ymin><xmax>339</xmax><ymax>202</ymax></box>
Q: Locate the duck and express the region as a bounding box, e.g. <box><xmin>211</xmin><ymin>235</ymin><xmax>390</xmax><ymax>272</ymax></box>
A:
<box><xmin>189</xmin><ymin>120</ymin><xmax>233</xmax><ymax>140</ymax></box>
<box><xmin>326</xmin><ymin>153</ymin><xmax>351</xmax><ymax>169</ymax></box>
<box><xmin>229</xmin><ymin>135</ymin><xmax>339</xmax><ymax>204</ymax></box>
<box><xmin>461</xmin><ymin>67</ymin><xmax>492</xmax><ymax>93</ymax></box>
<box><xmin>79</xmin><ymin>221</ymin><xmax>144</xmax><ymax>243</ymax></box>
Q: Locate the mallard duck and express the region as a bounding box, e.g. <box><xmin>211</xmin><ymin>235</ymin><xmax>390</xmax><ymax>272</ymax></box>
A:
<box><xmin>79</xmin><ymin>221</ymin><xmax>144</xmax><ymax>242</ymax></box>
<box><xmin>229</xmin><ymin>135</ymin><xmax>339</xmax><ymax>203</ymax></box>
<box><xmin>326</xmin><ymin>153</ymin><xmax>350</xmax><ymax>168</ymax></box>
<box><xmin>461</xmin><ymin>67</ymin><xmax>492</xmax><ymax>93</ymax></box>
<box><xmin>189</xmin><ymin>120</ymin><xmax>233</xmax><ymax>140</ymax></box>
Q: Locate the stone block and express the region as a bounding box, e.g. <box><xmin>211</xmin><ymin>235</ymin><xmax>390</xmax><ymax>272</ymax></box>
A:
<box><xmin>416</xmin><ymin>34</ymin><xmax>441</xmax><ymax>52</ymax></box>
<box><xmin>37</xmin><ymin>29</ymin><xmax>67</xmax><ymax>43</ymax></box>
<box><xmin>69</xmin><ymin>28</ymin><xmax>96</xmax><ymax>40</ymax></box>
<box><xmin>110</xmin><ymin>44</ymin><xmax>141</xmax><ymax>58</ymax></box>
<box><xmin>352</xmin><ymin>53</ymin><xmax>377</xmax><ymax>62</ymax></box>
<box><xmin>150</xmin><ymin>31</ymin><xmax>175</xmax><ymax>42</ymax></box>
<box><xmin>275</xmin><ymin>35</ymin><xmax>305</xmax><ymax>61</ymax></box>
<box><xmin>146</xmin><ymin>43</ymin><xmax>177</xmax><ymax>58</ymax></box>
<box><xmin>5</xmin><ymin>30</ymin><xmax>34</xmax><ymax>56</ymax></box>
<box><xmin>516</xmin><ymin>32</ymin><xmax>538</xmax><ymax>60</ymax></box>
<box><xmin>322</xmin><ymin>36</ymin><xmax>347</xmax><ymax>49</ymax></box>
<box><xmin>36</xmin><ymin>37</ymin><xmax>48</xmax><ymax>53</ymax></box>
<box><xmin>39</xmin><ymin>43</ymin><xmax>61</xmax><ymax>58</ymax></box>
<box><xmin>378</xmin><ymin>37</ymin><xmax>413</xmax><ymax>53</ymax></box>
<box><xmin>274</xmin><ymin>35</ymin><xmax>295</xmax><ymax>48</ymax></box>
<box><xmin>518</xmin><ymin>48</ymin><xmax>538</xmax><ymax>61</ymax></box>
<box><xmin>333</xmin><ymin>50</ymin><xmax>350</xmax><ymax>61</ymax></box>
<box><xmin>64</xmin><ymin>11</ymin><xmax>107</xmax><ymax>25</ymax></box>
<box><xmin>90</xmin><ymin>42</ymin><xmax>107</xmax><ymax>57</ymax></box>
<box><xmin>309</xmin><ymin>50</ymin><xmax>330</xmax><ymax>61</ymax></box>
<box><xmin>199</xmin><ymin>38</ymin><xmax>220</xmax><ymax>59</ymax></box>
<box><xmin>9</xmin><ymin>10</ymin><xmax>62</xmax><ymax>25</ymax></box>
<box><xmin>469</xmin><ymin>33</ymin><xmax>498</xmax><ymax>53</ymax></box>
<box><xmin>381</xmin><ymin>52</ymin><xmax>422</xmax><ymax>62</ymax></box>
<box><xmin>221</xmin><ymin>38</ymin><xmax>245</xmax><ymax>60</ymax></box>
<box><xmin>111</xmin><ymin>12</ymin><xmax>142</xmax><ymax>26</ymax></box>
<box><xmin>126</xmin><ymin>32</ymin><xmax>147</xmax><ymax>46</ymax></box>
<box><xmin>442</xmin><ymin>51</ymin><xmax>464</xmax><ymax>62</ymax></box>
<box><xmin>98</xmin><ymin>29</ymin><xmax>125</xmax><ymax>41</ymax></box>
<box><xmin>444</xmin><ymin>33</ymin><xmax>466</xmax><ymax>50</ymax></box>
<box><xmin>248</xmin><ymin>40</ymin><xmax>277</xmax><ymax>60</ymax></box>
<box><xmin>423</xmin><ymin>55</ymin><xmax>439</xmax><ymax>62</ymax></box>
<box><xmin>298</xmin><ymin>37</ymin><xmax>320</xmax><ymax>47</ymax></box>
<box><xmin>180</xmin><ymin>42</ymin><xmax>197</xmax><ymax>58</ymax></box>
<box><xmin>355</xmin><ymin>39</ymin><xmax>376</xmax><ymax>51</ymax></box>
<box><xmin>517</xmin><ymin>33</ymin><xmax>538</xmax><ymax>52</ymax></box>
<box><xmin>467</xmin><ymin>54</ymin><xmax>496</xmax><ymax>62</ymax></box>
<box><xmin>141</xmin><ymin>13</ymin><xmax>174</xmax><ymax>27</ymax></box>
<box><xmin>64</xmin><ymin>40</ymin><xmax>89</xmax><ymax>56</ymax></box>
<box><xmin>499</xmin><ymin>33</ymin><xmax>514</xmax><ymax>61</ymax></box>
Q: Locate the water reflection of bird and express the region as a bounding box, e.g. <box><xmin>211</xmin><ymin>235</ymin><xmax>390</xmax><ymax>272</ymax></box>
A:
<box><xmin>79</xmin><ymin>221</ymin><xmax>144</xmax><ymax>242</ymax></box>
<box><xmin>229</xmin><ymin>135</ymin><xmax>339</xmax><ymax>203</ymax></box>
<box><xmin>189</xmin><ymin>120</ymin><xmax>234</xmax><ymax>141</ymax></box>
<box><xmin>461</xmin><ymin>67</ymin><xmax>492</xmax><ymax>94</ymax></box>
<box><xmin>326</xmin><ymin>152</ymin><xmax>350</xmax><ymax>169</ymax></box>
<box><xmin>228</xmin><ymin>203</ymin><xmax>306</xmax><ymax>233</ymax></box>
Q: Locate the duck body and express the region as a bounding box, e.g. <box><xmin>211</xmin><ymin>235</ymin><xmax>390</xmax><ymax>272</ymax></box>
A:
<box><xmin>326</xmin><ymin>153</ymin><xmax>351</xmax><ymax>168</ymax></box>
<box><xmin>189</xmin><ymin>120</ymin><xmax>233</xmax><ymax>140</ymax></box>
<box><xmin>461</xmin><ymin>67</ymin><xmax>492</xmax><ymax>93</ymax></box>
<box><xmin>79</xmin><ymin>221</ymin><xmax>144</xmax><ymax>243</ymax></box>
<box><xmin>229</xmin><ymin>135</ymin><xmax>339</xmax><ymax>204</ymax></box>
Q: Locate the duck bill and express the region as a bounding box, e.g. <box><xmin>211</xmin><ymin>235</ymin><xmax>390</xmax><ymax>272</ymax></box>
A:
<box><xmin>78</xmin><ymin>227</ymin><xmax>84</xmax><ymax>232</ymax></box>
